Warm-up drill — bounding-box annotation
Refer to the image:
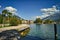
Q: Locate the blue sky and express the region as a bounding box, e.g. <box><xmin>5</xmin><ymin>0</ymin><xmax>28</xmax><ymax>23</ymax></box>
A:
<box><xmin>0</xmin><ymin>0</ymin><xmax>60</xmax><ymax>20</ymax></box>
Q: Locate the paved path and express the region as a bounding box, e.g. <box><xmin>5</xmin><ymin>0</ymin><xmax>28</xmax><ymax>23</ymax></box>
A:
<box><xmin>0</xmin><ymin>24</ymin><xmax>29</xmax><ymax>32</ymax></box>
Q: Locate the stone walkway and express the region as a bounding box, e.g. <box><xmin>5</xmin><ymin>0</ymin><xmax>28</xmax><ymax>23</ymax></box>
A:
<box><xmin>0</xmin><ymin>24</ymin><xmax>29</xmax><ymax>32</ymax></box>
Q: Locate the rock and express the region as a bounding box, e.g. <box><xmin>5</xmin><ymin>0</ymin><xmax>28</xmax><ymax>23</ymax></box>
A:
<box><xmin>0</xmin><ymin>30</ymin><xmax>20</xmax><ymax>40</ymax></box>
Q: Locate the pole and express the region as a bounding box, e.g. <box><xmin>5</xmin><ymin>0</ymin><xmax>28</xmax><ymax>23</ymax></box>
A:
<box><xmin>54</xmin><ymin>24</ymin><xmax>57</xmax><ymax>40</ymax></box>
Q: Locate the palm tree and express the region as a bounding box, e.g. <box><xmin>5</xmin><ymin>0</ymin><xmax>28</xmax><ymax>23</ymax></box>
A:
<box><xmin>0</xmin><ymin>14</ymin><xmax>3</xmax><ymax>24</ymax></box>
<box><xmin>7</xmin><ymin>12</ymin><xmax>12</xmax><ymax>24</ymax></box>
<box><xmin>2</xmin><ymin>10</ymin><xmax>12</xmax><ymax>27</ymax></box>
<box><xmin>2</xmin><ymin>10</ymin><xmax>8</xmax><ymax>27</ymax></box>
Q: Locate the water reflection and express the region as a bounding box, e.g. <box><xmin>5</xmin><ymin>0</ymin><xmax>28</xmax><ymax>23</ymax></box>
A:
<box><xmin>19</xmin><ymin>28</ymin><xmax>30</xmax><ymax>37</ymax></box>
<box><xmin>40</xmin><ymin>24</ymin><xmax>54</xmax><ymax>39</ymax></box>
<box><xmin>26</xmin><ymin>24</ymin><xmax>55</xmax><ymax>40</ymax></box>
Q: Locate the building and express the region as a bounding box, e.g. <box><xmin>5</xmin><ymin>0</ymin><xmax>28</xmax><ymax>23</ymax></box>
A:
<box><xmin>22</xmin><ymin>20</ymin><xmax>34</xmax><ymax>24</ymax></box>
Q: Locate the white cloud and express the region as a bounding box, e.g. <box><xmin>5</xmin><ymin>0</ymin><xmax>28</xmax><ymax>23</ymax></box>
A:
<box><xmin>36</xmin><ymin>16</ymin><xmax>40</xmax><ymax>18</ymax></box>
<box><xmin>40</xmin><ymin>5</ymin><xmax>60</xmax><ymax>19</ymax></box>
<box><xmin>5</xmin><ymin>6</ymin><xmax>17</xmax><ymax>13</ymax></box>
<box><xmin>41</xmin><ymin>6</ymin><xmax>58</xmax><ymax>12</ymax></box>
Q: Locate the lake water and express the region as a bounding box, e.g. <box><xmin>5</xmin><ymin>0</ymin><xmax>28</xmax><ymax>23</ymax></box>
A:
<box><xmin>20</xmin><ymin>24</ymin><xmax>60</xmax><ymax>40</ymax></box>
<box><xmin>0</xmin><ymin>24</ymin><xmax>60</xmax><ymax>40</ymax></box>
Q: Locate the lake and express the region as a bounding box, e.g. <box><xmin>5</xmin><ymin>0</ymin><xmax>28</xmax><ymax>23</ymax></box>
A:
<box><xmin>20</xmin><ymin>24</ymin><xmax>60</xmax><ymax>40</ymax></box>
<box><xmin>0</xmin><ymin>24</ymin><xmax>60</xmax><ymax>40</ymax></box>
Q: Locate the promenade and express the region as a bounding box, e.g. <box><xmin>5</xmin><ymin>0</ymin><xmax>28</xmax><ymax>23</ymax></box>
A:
<box><xmin>0</xmin><ymin>24</ymin><xmax>29</xmax><ymax>32</ymax></box>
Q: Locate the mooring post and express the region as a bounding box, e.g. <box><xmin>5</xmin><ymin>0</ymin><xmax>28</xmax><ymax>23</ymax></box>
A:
<box><xmin>54</xmin><ymin>24</ymin><xmax>57</xmax><ymax>40</ymax></box>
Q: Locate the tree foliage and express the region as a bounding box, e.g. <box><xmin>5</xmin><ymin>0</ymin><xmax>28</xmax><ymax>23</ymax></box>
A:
<box><xmin>43</xmin><ymin>19</ymin><xmax>53</xmax><ymax>24</ymax></box>
<box><xmin>34</xmin><ymin>18</ymin><xmax>42</xmax><ymax>24</ymax></box>
<box><xmin>0</xmin><ymin>14</ymin><xmax>3</xmax><ymax>24</ymax></box>
<box><xmin>9</xmin><ymin>15</ymin><xmax>22</xmax><ymax>26</ymax></box>
<box><xmin>10</xmin><ymin>17</ymin><xmax>19</xmax><ymax>26</ymax></box>
<box><xmin>0</xmin><ymin>9</ymin><xmax>22</xmax><ymax>26</ymax></box>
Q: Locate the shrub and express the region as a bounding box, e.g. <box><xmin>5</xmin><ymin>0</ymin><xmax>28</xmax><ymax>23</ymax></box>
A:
<box><xmin>10</xmin><ymin>18</ymin><xmax>19</xmax><ymax>26</ymax></box>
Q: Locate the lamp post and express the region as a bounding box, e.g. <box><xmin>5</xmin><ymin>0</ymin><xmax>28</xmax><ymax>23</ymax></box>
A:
<box><xmin>54</xmin><ymin>23</ymin><xmax>57</xmax><ymax>40</ymax></box>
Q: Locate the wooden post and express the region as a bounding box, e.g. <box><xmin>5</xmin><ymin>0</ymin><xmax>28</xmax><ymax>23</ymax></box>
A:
<box><xmin>54</xmin><ymin>24</ymin><xmax>57</xmax><ymax>40</ymax></box>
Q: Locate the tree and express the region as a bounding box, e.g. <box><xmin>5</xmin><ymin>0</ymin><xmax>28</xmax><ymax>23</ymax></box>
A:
<box><xmin>10</xmin><ymin>18</ymin><xmax>18</xmax><ymax>26</ymax></box>
<box><xmin>9</xmin><ymin>15</ymin><xmax>21</xmax><ymax>26</ymax></box>
<box><xmin>43</xmin><ymin>19</ymin><xmax>53</xmax><ymax>24</ymax></box>
<box><xmin>2</xmin><ymin>10</ymin><xmax>7</xmax><ymax>24</ymax></box>
<box><xmin>2</xmin><ymin>10</ymin><xmax>22</xmax><ymax>26</ymax></box>
<box><xmin>34</xmin><ymin>18</ymin><xmax>42</xmax><ymax>24</ymax></box>
<box><xmin>2</xmin><ymin>10</ymin><xmax>12</xmax><ymax>24</ymax></box>
<box><xmin>0</xmin><ymin>14</ymin><xmax>3</xmax><ymax>24</ymax></box>
<box><xmin>2</xmin><ymin>10</ymin><xmax>8</xmax><ymax>16</ymax></box>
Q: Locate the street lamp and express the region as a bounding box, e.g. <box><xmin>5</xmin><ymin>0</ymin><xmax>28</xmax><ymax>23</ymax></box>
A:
<box><xmin>54</xmin><ymin>23</ymin><xmax>57</xmax><ymax>40</ymax></box>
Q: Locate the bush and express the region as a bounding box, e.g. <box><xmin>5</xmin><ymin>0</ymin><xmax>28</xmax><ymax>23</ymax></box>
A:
<box><xmin>10</xmin><ymin>18</ymin><xmax>19</xmax><ymax>26</ymax></box>
<box><xmin>34</xmin><ymin>18</ymin><xmax>42</xmax><ymax>24</ymax></box>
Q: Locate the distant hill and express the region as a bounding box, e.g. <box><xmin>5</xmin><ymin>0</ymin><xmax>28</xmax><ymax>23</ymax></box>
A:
<box><xmin>42</xmin><ymin>12</ymin><xmax>60</xmax><ymax>22</ymax></box>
